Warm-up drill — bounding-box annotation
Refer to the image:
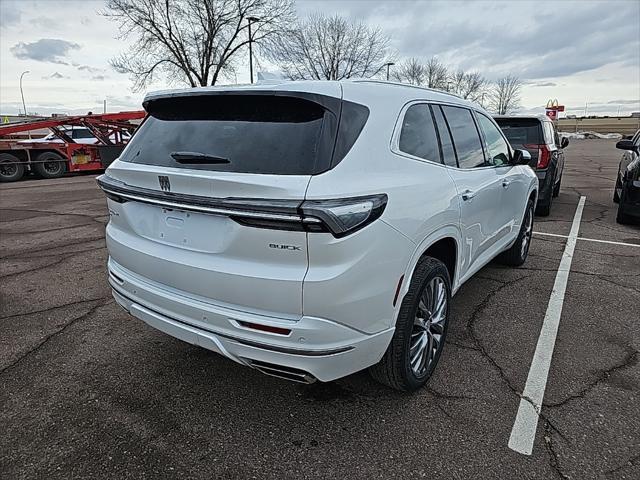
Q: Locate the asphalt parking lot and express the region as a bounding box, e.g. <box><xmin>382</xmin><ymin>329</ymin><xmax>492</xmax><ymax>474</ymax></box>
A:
<box><xmin>1</xmin><ymin>139</ymin><xmax>638</xmax><ymax>479</ymax></box>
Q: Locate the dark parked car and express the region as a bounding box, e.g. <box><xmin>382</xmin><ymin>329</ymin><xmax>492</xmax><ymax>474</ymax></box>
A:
<box><xmin>614</xmin><ymin>129</ymin><xmax>640</xmax><ymax>224</ymax></box>
<box><xmin>495</xmin><ymin>115</ymin><xmax>568</xmax><ymax>216</ymax></box>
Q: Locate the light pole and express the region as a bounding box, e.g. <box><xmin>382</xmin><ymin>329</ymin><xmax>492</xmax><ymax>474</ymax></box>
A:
<box><xmin>384</xmin><ymin>62</ymin><xmax>395</xmax><ymax>81</ymax></box>
<box><xmin>247</xmin><ymin>16</ymin><xmax>260</xmax><ymax>84</ymax></box>
<box><xmin>20</xmin><ymin>70</ymin><xmax>30</xmax><ymax>116</ymax></box>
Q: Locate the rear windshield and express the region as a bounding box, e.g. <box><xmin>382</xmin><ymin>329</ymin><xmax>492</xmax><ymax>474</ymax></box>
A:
<box><xmin>494</xmin><ymin>118</ymin><xmax>542</xmax><ymax>145</ymax></box>
<box><xmin>120</xmin><ymin>94</ymin><xmax>349</xmax><ymax>175</ymax></box>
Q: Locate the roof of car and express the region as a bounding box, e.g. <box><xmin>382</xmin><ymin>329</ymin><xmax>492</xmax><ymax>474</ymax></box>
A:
<box><xmin>494</xmin><ymin>114</ymin><xmax>551</xmax><ymax>122</ymax></box>
<box><xmin>143</xmin><ymin>79</ymin><xmax>477</xmax><ymax>110</ymax></box>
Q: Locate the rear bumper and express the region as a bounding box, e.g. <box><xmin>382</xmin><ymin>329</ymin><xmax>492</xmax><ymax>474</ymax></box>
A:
<box><xmin>108</xmin><ymin>259</ymin><xmax>394</xmax><ymax>382</ymax></box>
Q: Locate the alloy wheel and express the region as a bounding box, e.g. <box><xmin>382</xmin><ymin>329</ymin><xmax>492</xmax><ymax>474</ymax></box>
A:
<box><xmin>410</xmin><ymin>276</ymin><xmax>447</xmax><ymax>377</ymax></box>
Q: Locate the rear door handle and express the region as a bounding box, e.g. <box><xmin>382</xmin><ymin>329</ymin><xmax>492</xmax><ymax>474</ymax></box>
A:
<box><xmin>461</xmin><ymin>189</ymin><xmax>476</xmax><ymax>201</ymax></box>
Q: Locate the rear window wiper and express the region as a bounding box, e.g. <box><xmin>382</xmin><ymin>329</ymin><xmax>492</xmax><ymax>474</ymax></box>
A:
<box><xmin>170</xmin><ymin>151</ymin><xmax>230</xmax><ymax>164</ymax></box>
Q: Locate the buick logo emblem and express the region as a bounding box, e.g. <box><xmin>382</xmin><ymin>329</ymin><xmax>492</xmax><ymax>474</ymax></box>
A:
<box><xmin>158</xmin><ymin>175</ymin><xmax>171</xmax><ymax>192</ymax></box>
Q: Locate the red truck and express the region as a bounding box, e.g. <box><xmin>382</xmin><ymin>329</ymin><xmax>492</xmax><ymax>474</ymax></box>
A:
<box><xmin>0</xmin><ymin>111</ymin><xmax>145</xmax><ymax>182</ymax></box>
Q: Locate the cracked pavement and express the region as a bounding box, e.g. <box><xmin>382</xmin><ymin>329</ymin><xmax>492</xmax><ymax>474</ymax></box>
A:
<box><xmin>1</xmin><ymin>139</ymin><xmax>639</xmax><ymax>479</ymax></box>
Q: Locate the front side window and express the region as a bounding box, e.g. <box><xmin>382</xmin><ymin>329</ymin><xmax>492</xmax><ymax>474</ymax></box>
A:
<box><xmin>441</xmin><ymin>106</ymin><xmax>485</xmax><ymax>169</ymax></box>
<box><xmin>398</xmin><ymin>104</ymin><xmax>440</xmax><ymax>163</ymax></box>
<box><xmin>477</xmin><ymin>113</ymin><xmax>511</xmax><ymax>166</ymax></box>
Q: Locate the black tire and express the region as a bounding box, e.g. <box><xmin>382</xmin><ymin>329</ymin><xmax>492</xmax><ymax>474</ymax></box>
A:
<box><xmin>33</xmin><ymin>152</ymin><xmax>66</xmax><ymax>179</ymax></box>
<box><xmin>616</xmin><ymin>190</ymin><xmax>634</xmax><ymax>225</ymax></box>
<box><xmin>613</xmin><ymin>176</ymin><xmax>621</xmax><ymax>203</ymax></box>
<box><xmin>536</xmin><ymin>193</ymin><xmax>551</xmax><ymax>216</ymax></box>
<box><xmin>553</xmin><ymin>173</ymin><xmax>562</xmax><ymax>197</ymax></box>
<box><xmin>498</xmin><ymin>199</ymin><xmax>534</xmax><ymax>266</ymax></box>
<box><xmin>0</xmin><ymin>153</ymin><xmax>24</xmax><ymax>182</ymax></box>
<box><xmin>369</xmin><ymin>257</ymin><xmax>451</xmax><ymax>391</ymax></box>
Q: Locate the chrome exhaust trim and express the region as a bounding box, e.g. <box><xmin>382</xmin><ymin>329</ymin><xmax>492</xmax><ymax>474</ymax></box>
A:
<box><xmin>248</xmin><ymin>359</ymin><xmax>317</xmax><ymax>384</ymax></box>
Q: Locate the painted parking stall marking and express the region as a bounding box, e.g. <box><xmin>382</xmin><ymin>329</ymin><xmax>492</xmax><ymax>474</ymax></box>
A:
<box><xmin>508</xmin><ymin>196</ymin><xmax>586</xmax><ymax>456</ymax></box>
<box><xmin>534</xmin><ymin>231</ymin><xmax>640</xmax><ymax>248</ymax></box>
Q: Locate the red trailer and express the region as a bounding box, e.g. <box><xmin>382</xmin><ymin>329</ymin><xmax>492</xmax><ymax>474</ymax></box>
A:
<box><xmin>0</xmin><ymin>111</ymin><xmax>145</xmax><ymax>182</ymax></box>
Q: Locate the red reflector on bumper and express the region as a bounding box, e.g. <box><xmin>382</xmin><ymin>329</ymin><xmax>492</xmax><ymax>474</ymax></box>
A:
<box><xmin>238</xmin><ymin>321</ymin><xmax>291</xmax><ymax>336</ymax></box>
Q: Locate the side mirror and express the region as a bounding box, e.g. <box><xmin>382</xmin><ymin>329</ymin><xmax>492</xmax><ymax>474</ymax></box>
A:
<box><xmin>616</xmin><ymin>139</ymin><xmax>637</xmax><ymax>152</ymax></box>
<box><xmin>512</xmin><ymin>148</ymin><xmax>532</xmax><ymax>166</ymax></box>
<box><xmin>561</xmin><ymin>137</ymin><xmax>569</xmax><ymax>149</ymax></box>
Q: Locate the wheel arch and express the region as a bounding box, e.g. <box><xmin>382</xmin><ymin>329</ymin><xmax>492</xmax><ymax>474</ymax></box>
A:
<box><xmin>396</xmin><ymin>226</ymin><xmax>462</xmax><ymax>317</ymax></box>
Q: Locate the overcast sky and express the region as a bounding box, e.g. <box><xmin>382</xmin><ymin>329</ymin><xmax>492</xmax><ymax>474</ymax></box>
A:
<box><xmin>1</xmin><ymin>0</ymin><xmax>638</xmax><ymax>117</ymax></box>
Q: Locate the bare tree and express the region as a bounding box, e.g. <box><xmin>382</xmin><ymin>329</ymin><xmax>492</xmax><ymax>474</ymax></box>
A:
<box><xmin>392</xmin><ymin>57</ymin><xmax>426</xmax><ymax>85</ymax></box>
<box><xmin>424</xmin><ymin>57</ymin><xmax>448</xmax><ymax>89</ymax></box>
<box><xmin>103</xmin><ymin>0</ymin><xmax>295</xmax><ymax>90</ymax></box>
<box><xmin>489</xmin><ymin>74</ymin><xmax>522</xmax><ymax>114</ymax></box>
<box><xmin>266</xmin><ymin>13</ymin><xmax>392</xmax><ymax>80</ymax></box>
<box><xmin>392</xmin><ymin>57</ymin><xmax>448</xmax><ymax>88</ymax></box>
<box><xmin>448</xmin><ymin>70</ymin><xmax>487</xmax><ymax>102</ymax></box>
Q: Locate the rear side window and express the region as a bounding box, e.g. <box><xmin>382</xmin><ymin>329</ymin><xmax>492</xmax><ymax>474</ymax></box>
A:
<box><xmin>495</xmin><ymin>118</ymin><xmax>542</xmax><ymax>145</ymax></box>
<box><xmin>432</xmin><ymin>105</ymin><xmax>458</xmax><ymax>167</ymax></box>
<box><xmin>121</xmin><ymin>94</ymin><xmax>365</xmax><ymax>175</ymax></box>
<box><xmin>441</xmin><ymin>106</ymin><xmax>485</xmax><ymax>169</ymax></box>
<box><xmin>398</xmin><ymin>104</ymin><xmax>440</xmax><ymax>162</ymax></box>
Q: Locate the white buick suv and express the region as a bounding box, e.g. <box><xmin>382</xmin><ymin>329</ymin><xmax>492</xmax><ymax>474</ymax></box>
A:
<box><xmin>98</xmin><ymin>80</ymin><xmax>537</xmax><ymax>391</ymax></box>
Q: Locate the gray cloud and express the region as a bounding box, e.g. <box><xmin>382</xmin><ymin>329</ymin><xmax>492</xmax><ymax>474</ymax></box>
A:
<box><xmin>30</xmin><ymin>17</ymin><xmax>50</xmax><ymax>28</ymax></box>
<box><xmin>78</xmin><ymin>65</ymin><xmax>101</xmax><ymax>73</ymax></box>
<box><xmin>529</xmin><ymin>82</ymin><xmax>558</xmax><ymax>87</ymax></box>
<box><xmin>0</xmin><ymin>2</ymin><xmax>21</xmax><ymax>27</ymax></box>
<box><xmin>91</xmin><ymin>75</ymin><xmax>106</xmax><ymax>81</ymax></box>
<box><xmin>298</xmin><ymin>0</ymin><xmax>640</xmax><ymax>81</ymax></box>
<box><xmin>42</xmin><ymin>72</ymin><xmax>69</xmax><ymax>80</ymax></box>
<box><xmin>11</xmin><ymin>38</ymin><xmax>80</xmax><ymax>64</ymax></box>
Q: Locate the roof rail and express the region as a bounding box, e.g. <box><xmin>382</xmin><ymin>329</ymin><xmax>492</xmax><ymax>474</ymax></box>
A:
<box><xmin>348</xmin><ymin>79</ymin><xmax>464</xmax><ymax>99</ymax></box>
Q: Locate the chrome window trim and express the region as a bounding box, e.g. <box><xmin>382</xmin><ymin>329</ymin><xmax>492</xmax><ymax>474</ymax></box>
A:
<box><xmin>390</xmin><ymin>100</ymin><xmax>513</xmax><ymax>171</ymax></box>
<box><xmin>390</xmin><ymin>100</ymin><xmax>444</xmax><ymax>166</ymax></box>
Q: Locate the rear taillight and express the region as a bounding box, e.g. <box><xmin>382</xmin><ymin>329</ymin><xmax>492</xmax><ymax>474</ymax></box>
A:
<box><xmin>523</xmin><ymin>144</ymin><xmax>551</xmax><ymax>169</ymax></box>
<box><xmin>234</xmin><ymin>194</ymin><xmax>387</xmax><ymax>238</ymax></box>
<box><xmin>301</xmin><ymin>195</ymin><xmax>388</xmax><ymax>237</ymax></box>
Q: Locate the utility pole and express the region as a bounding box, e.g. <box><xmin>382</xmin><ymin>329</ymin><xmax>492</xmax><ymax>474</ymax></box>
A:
<box><xmin>247</xmin><ymin>16</ymin><xmax>260</xmax><ymax>84</ymax></box>
<box><xmin>384</xmin><ymin>62</ymin><xmax>395</xmax><ymax>81</ymax></box>
<box><xmin>103</xmin><ymin>99</ymin><xmax>107</xmax><ymax>114</ymax></box>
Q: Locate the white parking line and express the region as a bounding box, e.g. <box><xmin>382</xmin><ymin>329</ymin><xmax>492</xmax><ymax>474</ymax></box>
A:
<box><xmin>534</xmin><ymin>231</ymin><xmax>640</xmax><ymax>248</ymax></box>
<box><xmin>508</xmin><ymin>196</ymin><xmax>586</xmax><ymax>455</ymax></box>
